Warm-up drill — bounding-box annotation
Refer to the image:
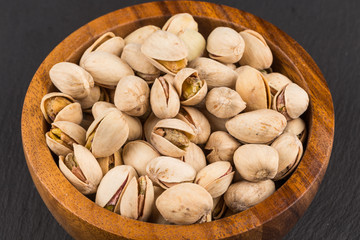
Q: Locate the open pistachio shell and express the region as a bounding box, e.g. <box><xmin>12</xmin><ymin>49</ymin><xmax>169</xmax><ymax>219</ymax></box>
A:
<box><xmin>146</xmin><ymin>156</ymin><xmax>196</xmax><ymax>190</ymax></box>
<box><xmin>95</xmin><ymin>165</ymin><xmax>138</xmax><ymax>213</ymax></box>
<box><xmin>235</xmin><ymin>65</ymin><xmax>271</xmax><ymax>111</ymax></box>
<box><xmin>150</xmin><ymin>76</ymin><xmax>180</xmax><ymax>119</ymax></box>
<box><xmin>114</xmin><ymin>76</ymin><xmax>150</xmax><ymax>117</ymax></box>
<box><xmin>156</xmin><ymin>183</ymin><xmax>213</xmax><ymax>225</ymax></box>
<box><xmin>189</xmin><ymin>57</ymin><xmax>238</xmax><ymax>89</ymax></box>
<box><xmin>205</xmin><ymin>131</ymin><xmax>241</xmax><ymax>164</ymax></box>
<box><xmin>180</xmin><ymin>142</ymin><xmax>206</xmax><ymax>173</ymax></box>
<box><xmin>49</xmin><ymin>62</ymin><xmax>94</xmax><ymax>99</ymax></box>
<box><xmin>150</xmin><ymin>118</ymin><xmax>195</xmax><ymax>157</ymax></box>
<box><xmin>195</xmin><ymin>161</ymin><xmax>234</xmax><ymax>198</ymax></box>
<box><xmin>97</xmin><ymin>149</ymin><xmax>123</xmax><ymax>175</ymax></box>
<box><xmin>124</xmin><ymin>25</ymin><xmax>160</xmax><ymax>45</ymax></box>
<box><xmin>239</xmin><ymin>30</ymin><xmax>273</xmax><ymax>70</ymax></box>
<box><xmin>284</xmin><ymin>118</ymin><xmax>307</xmax><ymax>143</ymax></box>
<box><xmin>40</xmin><ymin>92</ymin><xmax>82</xmax><ymax>124</ymax></box>
<box><xmin>226</xmin><ymin>109</ymin><xmax>287</xmax><ymax>144</ymax></box>
<box><xmin>86</xmin><ymin>110</ymin><xmax>129</xmax><ymax>158</ymax></box>
<box><xmin>59</xmin><ymin>144</ymin><xmax>103</xmax><ymax>195</ymax></box>
<box><xmin>178</xmin><ymin>29</ymin><xmax>206</xmax><ymax>62</ymax></box>
<box><xmin>162</xmin><ymin>13</ymin><xmax>198</xmax><ymax>35</ymax></box>
<box><xmin>271</xmin><ymin>132</ymin><xmax>303</xmax><ymax>180</ymax></box>
<box><xmin>92</xmin><ymin>101</ymin><xmax>117</xmax><ymax>119</ymax></box>
<box><xmin>233</xmin><ymin>144</ymin><xmax>279</xmax><ymax>182</ymax></box>
<box><xmin>46</xmin><ymin>121</ymin><xmax>86</xmax><ymax>156</ymax></box>
<box><xmin>224</xmin><ymin>180</ymin><xmax>275</xmax><ymax>212</ymax></box>
<box><xmin>122</xmin><ymin>140</ymin><xmax>160</xmax><ymax>176</ymax></box>
<box><xmin>120</xmin><ymin>175</ymin><xmax>154</xmax><ymax>221</ymax></box>
<box><xmin>264</xmin><ymin>72</ymin><xmax>293</xmax><ymax>96</ymax></box>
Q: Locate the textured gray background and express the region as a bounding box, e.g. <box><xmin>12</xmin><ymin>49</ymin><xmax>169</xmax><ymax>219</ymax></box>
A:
<box><xmin>1</xmin><ymin>0</ymin><xmax>358</xmax><ymax>239</ymax></box>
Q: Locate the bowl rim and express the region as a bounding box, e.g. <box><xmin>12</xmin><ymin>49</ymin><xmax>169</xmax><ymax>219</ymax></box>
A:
<box><xmin>21</xmin><ymin>1</ymin><xmax>335</xmax><ymax>239</ymax></box>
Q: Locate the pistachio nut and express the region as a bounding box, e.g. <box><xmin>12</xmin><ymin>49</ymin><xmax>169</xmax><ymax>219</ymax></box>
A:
<box><xmin>239</xmin><ymin>29</ymin><xmax>273</xmax><ymax>70</ymax></box>
<box><xmin>189</xmin><ymin>57</ymin><xmax>238</xmax><ymax>89</ymax></box>
<box><xmin>40</xmin><ymin>92</ymin><xmax>82</xmax><ymax>124</ymax></box>
<box><xmin>178</xmin><ymin>29</ymin><xmax>206</xmax><ymax>61</ymax></box>
<box><xmin>180</xmin><ymin>142</ymin><xmax>206</xmax><ymax>173</ymax></box>
<box><xmin>224</xmin><ymin>180</ymin><xmax>275</xmax><ymax>212</ymax></box>
<box><xmin>212</xmin><ymin>196</ymin><xmax>227</xmax><ymax>220</ymax></box>
<box><xmin>264</xmin><ymin>72</ymin><xmax>293</xmax><ymax>96</ymax></box>
<box><xmin>195</xmin><ymin>161</ymin><xmax>234</xmax><ymax>198</ymax></box>
<box><xmin>174</xmin><ymin>68</ymin><xmax>207</xmax><ymax>106</ymax></box>
<box><xmin>77</xmin><ymin>85</ymin><xmax>110</xmax><ymax>110</ymax></box>
<box><xmin>199</xmin><ymin>108</ymin><xmax>228</xmax><ymax>132</ymax></box>
<box><xmin>121</xmin><ymin>43</ymin><xmax>160</xmax><ymax>83</ymax></box>
<box><xmin>49</xmin><ymin>62</ymin><xmax>94</xmax><ymax>99</ymax></box>
<box><xmin>120</xmin><ymin>175</ymin><xmax>154</xmax><ymax>221</ymax></box>
<box><xmin>225</xmin><ymin>109</ymin><xmax>287</xmax><ymax>144</ymax></box>
<box><xmin>150</xmin><ymin>118</ymin><xmax>195</xmax><ymax>157</ymax></box>
<box><xmin>146</xmin><ymin>156</ymin><xmax>196</xmax><ymax>189</ymax></box>
<box><xmin>156</xmin><ymin>183</ymin><xmax>213</xmax><ymax>225</ymax></box>
<box><xmin>235</xmin><ymin>65</ymin><xmax>271</xmax><ymax>111</ymax></box>
<box><xmin>144</xmin><ymin>113</ymin><xmax>161</xmax><ymax>142</ymax></box>
<box><xmin>97</xmin><ymin>149</ymin><xmax>123</xmax><ymax>175</ymax></box>
<box><xmin>141</xmin><ymin>30</ymin><xmax>188</xmax><ymax>75</ymax></box>
<box><xmin>122</xmin><ymin>140</ymin><xmax>160</xmax><ymax>176</ymax></box>
<box><xmin>233</xmin><ymin>144</ymin><xmax>279</xmax><ymax>182</ymax></box>
<box><xmin>95</xmin><ymin>165</ymin><xmax>138</xmax><ymax>213</ymax></box>
<box><xmin>207</xmin><ymin>27</ymin><xmax>245</xmax><ymax>63</ymax></box>
<box><xmin>271</xmin><ymin>132</ymin><xmax>303</xmax><ymax>180</ymax></box>
<box><xmin>206</xmin><ymin>87</ymin><xmax>246</xmax><ymax>119</ymax></box>
<box><xmin>79</xmin><ymin>32</ymin><xmax>125</xmax><ymax>66</ymax></box>
<box><xmin>124</xmin><ymin>25</ymin><xmax>160</xmax><ymax>45</ymax></box>
<box><xmin>80</xmin><ymin>51</ymin><xmax>134</xmax><ymax>88</ymax></box>
<box><xmin>148</xmin><ymin>186</ymin><xmax>168</xmax><ymax>224</ymax></box>
<box><xmin>272</xmin><ymin>83</ymin><xmax>309</xmax><ymax>120</ymax></box>
<box><xmin>46</xmin><ymin>121</ymin><xmax>86</xmax><ymax>156</ymax></box>
<box><xmin>150</xmin><ymin>76</ymin><xmax>180</xmax><ymax>119</ymax></box>
<box><xmin>176</xmin><ymin>106</ymin><xmax>211</xmax><ymax>144</ymax></box>
<box><xmin>205</xmin><ymin>131</ymin><xmax>241</xmax><ymax>164</ymax></box>
<box><xmin>284</xmin><ymin>118</ymin><xmax>307</xmax><ymax>143</ymax></box>
<box><xmin>85</xmin><ymin>110</ymin><xmax>129</xmax><ymax>158</ymax></box>
<box><xmin>162</xmin><ymin>13</ymin><xmax>198</xmax><ymax>35</ymax></box>
<box><xmin>59</xmin><ymin>144</ymin><xmax>103</xmax><ymax>195</ymax></box>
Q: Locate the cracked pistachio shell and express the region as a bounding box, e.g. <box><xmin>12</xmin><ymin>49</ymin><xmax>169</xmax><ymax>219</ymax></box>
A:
<box><xmin>122</xmin><ymin>140</ymin><xmax>160</xmax><ymax>176</ymax></box>
<box><xmin>80</xmin><ymin>51</ymin><xmax>134</xmax><ymax>88</ymax></box>
<box><xmin>150</xmin><ymin>76</ymin><xmax>180</xmax><ymax>119</ymax></box>
<box><xmin>239</xmin><ymin>30</ymin><xmax>273</xmax><ymax>70</ymax></box>
<box><xmin>235</xmin><ymin>65</ymin><xmax>271</xmax><ymax>111</ymax></box>
<box><xmin>79</xmin><ymin>32</ymin><xmax>125</xmax><ymax>66</ymax></box>
<box><xmin>95</xmin><ymin>165</ymin><xmax>138</xmax><ymax>213</ymax></box>
<box><xmin>226</xmin><ymin>109</ymin><xmax>287</xmax><ymax>144</ymax></box>
<box><xmin>114</xmin><ymin>76</ymin><xmax>150</xmax><ymax>116</ymax></box>
<box><xmin>124</xmin><ymin>25</ymin><xmax>160</xmax><ymax>45</ymax></box>
<box><xmin>234</xmin><ymin>144</ymin><xmax>279</xmax><ymax>182</ymax></box>
<box><xmin>162</xmin><ymin>13</ymin><xmax>198</xmax><ymax>35</ymax></box>
<box><xmin>284</xmin><ymin>118</ymin><xmax>307</xmax><ymax>143</ymax></box>
<box><xmin>97</xmin><ymin>149</ymin><xmax>123</xmax><ymax>175</ymax></box>
<box><xmin>141</xmin><ymin>30</ymin><xmax>188</xmax><ymax>75</ymax></box>
<box><xmin>176</xmin><ymin>106</ymin><xmax>211</xmax><ymax>144</ymax></box>
<box><xmin>180</xmin><ymin>142</ymin><xmax>206</xmax><ymax>173</ymax></box>
<box><xmin>86</xmin><ymin>110</ymin><xmax>129</xmax><ymax>158</ymax></box>
<box><xmin>59</xmin><ymin>144</ymin><xmax>103</xmax><ymax>195</ymax></box>
<box><xmin>189</xmin><ymin>57</ymin><xmax>238</xmax><ymax>89</ymax></box>
<box><xmin>195</xmin><ymin>161</ymin><xmax>234</xmax><ymax>198</ymax></box>
<box><xmin>264</xmin><ymin>72</ymin><xmax>293</xmax><ymax>96</ymax></box>
<box><xmin>49</xmin><ymin>62</ymin><xmax>94</xmax><ymax>99</ymax></box>
<box><xmin>46</xmin><ymin>121</ymin><xmax>86</xmax><ymax>156</ymax></box>
<box><xmin>120</xmin><ymin>175</ymin><xmax>154</xmax><ymax>221</ymax></box>
<box><xmin>205</xmin><ymin>131</ymin><xmax>241</xmax><ymax>164</ymax></box>
<box><xmin>174</xmin><ymin>68</ymin><xmax>207</xmax><ymax>106</ymax></box>
<box><xmin>40</xmin><ymin>92</ymin><xmax>82</xmax><ymax>124</ymax></box>
<box><xmin>178</xmin><ymin>29</ymin><xmax>206</xmax><ymax>62</ymax></box>
<box><xmin>206</xmin><ymin>87</ymin><xmax>246</xmax><ymax>119</ymax></box>
<box><xmin>146</xmin><ymin>156</ymin><xmax>196</xmax><ymax>189</ymax></box>
<box><xmin>224</xmin><ymin>180</ymin><xmax>275</xmax><ymax>212</ymax></box>
<box><xmin>200</xmin><ymin>108</ymin><xmax>228</xmax><ymax>132</ymax></box>
<box><xmin>121</xmin><ymin>43</ymin><xmax>160</xmax><ymax>83</ymax></box>
<box><xmin>207</xmin><ymin>27</ymin><xmax>245</xmax><ymax>64</ymax></box>
<box><xmin>149</xmin><ymin>186</ymin><xmax>168</xmax><ymax>224</ymax></box>
<box><xmin>150</xmin><ymin>118</ymin><xmax>195</xmax><ymax>157</ymax></box>
<box><xmin>212</xmin><ymin>196</ymin><xmax>227</xmax><ymax>220</ymax></box>
<box><xmin>156</xmin><ymin>183</ymin><xmax>213</xmax><ymax>225</ymax></box>
<box><xmin>144</xmin><ymin>113</ymin><xmax>161</xmax><ymax>142</ymax></box>
<box><xmin>273</xmin><ymin>83</ymin><xmax>309</xmax><ymax>120</ymax></box>
<box><xmin>271</xmin><ymin>132</ymin><xmax>303</xmax><ymax>180</ymax></box>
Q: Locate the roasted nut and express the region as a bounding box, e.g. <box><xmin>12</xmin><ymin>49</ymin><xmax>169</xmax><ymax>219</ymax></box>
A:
<box><xmin>205</xmin><ymin>131</ymin><xmax>241</xmax><ymax>164</ymax></box>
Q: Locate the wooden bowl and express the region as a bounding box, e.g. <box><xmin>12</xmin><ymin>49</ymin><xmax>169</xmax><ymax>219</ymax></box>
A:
<box><xmin>21</xmin><ymin>1</ymin><xmax>334</xmax><ymax>239</ymax></box>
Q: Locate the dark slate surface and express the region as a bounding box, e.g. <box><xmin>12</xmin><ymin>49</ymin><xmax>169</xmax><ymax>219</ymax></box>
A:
<box><xmin>1</xmin><ymin>0</ymin><xmax>358</xmax><ymax>239</ymax></box>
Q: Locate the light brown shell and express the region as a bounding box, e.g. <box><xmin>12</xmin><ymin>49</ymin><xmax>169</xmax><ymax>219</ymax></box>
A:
<box><xmin>212</xmin><ymin>196</ymin><xmax>227</xmax><ymax>220</ymax></box>
<box><xmin>162</xmin><ymin>13</ymin><xmax>198</xmax><ymax>35</ymax></box>
<box><xmin>180</xmin><ymin>142</ymin><xmax>206</xmax><ymax>173</ymax></box>
<box><xmin>205</xmin><ymin>131</ymin><xmax>241</xmax><ymax>164</ymax></box>
<box><xmin>178</xmin><ymin>29</ymin><xmax>206</xmax><ymax>62</ymax></box>
<box><xmin>144</xmin><ymin>113</ymin><xmax>161</xmax><ymax>142</ymax></box>
<box><xmin>124</xmin><ymin>25</ymin><xmax>160</xmax><ymax>45</ymax></box>
<box><xmin>76</xmin><ymin>85</ymin><xmax>101</xmax><ymax>110</ymax></box>
<box><xmin>97</xmin><ymin>149</ymin><xmax>123</xmax><ymax>175</ymax></box>
<box><xmin>92</xmin><ymin>101</ymin><xmax>117</xmax><ymax>119</ymax></box>
<box><xmin>284</xmin><ymin>118</ymin><xmax>307</xmax><ymax>143</ymax></box>
<box><xmin>199</xmin><ymin>108</ymin><xmax>228</xmax><ymax>132</ymax></box>
<box><xmin>264</xmin><ymin>72</ymin><xmax>293</xmax><ymax>95</ymax></box>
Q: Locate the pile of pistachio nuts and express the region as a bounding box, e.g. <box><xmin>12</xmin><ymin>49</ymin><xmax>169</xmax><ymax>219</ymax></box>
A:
<box><xmin>40</xmin><ymin>13</ymin><xmax>309</xmax><ymax>225</ymax></box>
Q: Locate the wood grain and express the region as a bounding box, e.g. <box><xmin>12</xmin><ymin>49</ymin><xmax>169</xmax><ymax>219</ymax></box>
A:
<box><xmin>21</xmin><ymin>1</ymin><xmax>334</xmax><ymax>239</ymax></box>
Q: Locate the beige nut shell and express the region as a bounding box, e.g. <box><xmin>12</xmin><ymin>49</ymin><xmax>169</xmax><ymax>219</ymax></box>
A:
<box><xmin>180</xmin><ymin>142</ymin><xmax>207</xmax><ymax>173</ymax></box>
<box><xmin>205</xmin><ymin>131</ymin><xmax>241</xmax><ymax>164</ymax></box>
<box><xmin>162</xmin><ymin>13</ymin><xmax>198</xmax><ymax>35</ymax></box>
<box><xmin>124</xmin><ymin>25</ymin><xmax>160</xmax><ymax>45</ymax></box>
<box><xmin>97</xmin><ymin>149</ymin><xmax>123</xmax><ymax>175</ymax></box>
